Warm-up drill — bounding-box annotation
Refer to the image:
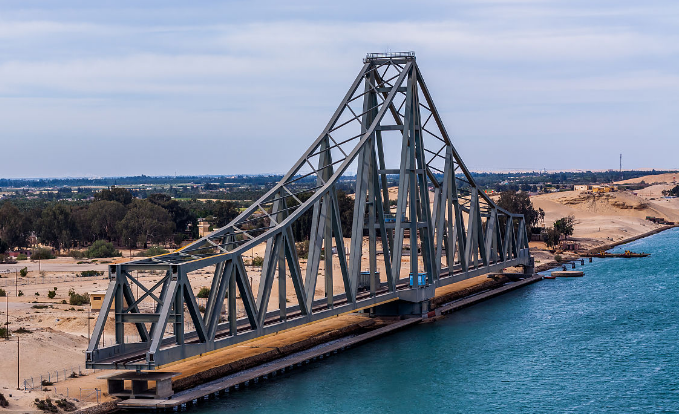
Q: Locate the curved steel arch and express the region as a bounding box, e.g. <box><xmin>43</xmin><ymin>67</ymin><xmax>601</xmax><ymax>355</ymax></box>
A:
<box><xmin>86</xmin><ymin>53</ymin><xmax>532</xmax><ymax>370</ymax></box>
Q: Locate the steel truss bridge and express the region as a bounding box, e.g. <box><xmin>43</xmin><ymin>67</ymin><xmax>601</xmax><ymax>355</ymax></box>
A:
<box><xmin>87</xmin><ymin>52</ymin><xmax>532</xmax><ymax>370</ymax></box>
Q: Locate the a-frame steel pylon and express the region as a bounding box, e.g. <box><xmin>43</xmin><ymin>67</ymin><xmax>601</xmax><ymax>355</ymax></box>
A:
<box><xmin>86</xmin><ymin>52</ymin><xmax>532</xmax><ymax>370</ymax></box>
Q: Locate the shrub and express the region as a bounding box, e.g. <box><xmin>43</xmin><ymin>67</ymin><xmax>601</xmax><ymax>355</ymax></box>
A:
<box><xmin>34</xmin><ymin>292</ymin><xmax>39</xmax><ymax>297</ymax></box>
<box><xmin>14</xmin><ymin>327</ymin><xmax>31</xmax><ymax>334</ymax></box>
<box><xmin>47</xmin><ymin>290</ymin><xmax>56</xmax><ymax>299</ymax></box>
<box><xmin>79</xmin><ymin>270</ymin><xmax>103</xmax><ymax>277</ymax></box>
<box><xmin>68</xmin><ymin>250</ymin><xmax>85</xmax><ymax>259</ymax></box>
<box><xmin>56</xmin><ymin>398</ymin><xmax>76</xmax><ymax>411</ymax></box>
<box><xmin>19</xmin><ymin>267</ymin><xmax>28</xmax><ymax>277</ymax></box>
<box><xmin>0</xmin><ymin>392</ymin><xmax>8</xmax><ymax>407</ymax></box>
<box><xmin>68</xmin><ymin>289</ymin><xmax>90</xmax><ymax>306</ymax></box>
<box><xmin>86</xmin><ymin>240</ymin><xmax>122</xmax><ymax>259</ymax></box>
<box><xmin>61</xmin><ymin>299</ymin><xmax>67</xmax><ymax>304</ymax></box>
<box><xmin>0</xmin><ymin>288</ymin><xmax>5</xmax><ymax>297</ymax></box>
<box><xmin>198</xmin><ymin>305</ymin><xmax>206</xmax><ymax>313</ymax></box>
<box><xmin>34</xmin><ymin>397</ymin><xmax>59</xmax><ymax>413</ymax></box>
<box><xmin>251</xmin><ymin>256</ymin><xmax>264</xmax><ymax>267</ymax></box>
<box><xmin>0</xmin><ymin>327</ymin><xmax>8</xmax><ymax>338</ymax></box>
<box><xmin>296</xmin><ymin>240</ymin><xmax>309</xmax><ymax>259</ymax></box>
<box><xmin>140</xmin><ymin>246</ymin><xmax>170</xmax><ymax>257</ymax></box>
<box><xmin>197</xmin><ymin>287</ymin><xmax>210</xmax><ymax>299</ymax></box>
<box><xmin>18</xmin><ymin>290</ymin><xmax>24</xmax><ymax>297</ymax></box>
<box><xmin>0</xmin><ymin>254</ymin><xmax>15</xmax><ymax>264</ymax></box>
<box><xmin>17</xmin><ymin>253</ymin><xmax>27</xmax><ymax>260</ymax></box>
<box><xmin>554</xmin><ymin>254</ymin><xmax>563</xmax><ymax>263</ymax></box>
<box><xmin>31</xmin><ymin>248</ymin><xmax>55</xmax><ymax>260</ymax></box>
<box><xmin>41</xmin><ymin>379</ymin><xmax>53</xmax><ymax>386</ymax></box>
<box><xmin>32</xmin><ymin>305</ymin><xmax>49</xmax><ymax>309</ymax></box>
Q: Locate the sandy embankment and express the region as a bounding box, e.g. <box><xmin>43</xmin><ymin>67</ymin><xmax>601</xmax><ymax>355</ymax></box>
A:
<box><xmin>529</xmin><ymin>173</ymin><xmax>679</xmax><ymax>260</ymax></box>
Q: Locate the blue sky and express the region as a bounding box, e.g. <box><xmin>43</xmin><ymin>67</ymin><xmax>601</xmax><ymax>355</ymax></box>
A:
<box><xmin>0</xmin><ymin>0</ymin><xmax>677</xmax><ymax>178</ymax></box>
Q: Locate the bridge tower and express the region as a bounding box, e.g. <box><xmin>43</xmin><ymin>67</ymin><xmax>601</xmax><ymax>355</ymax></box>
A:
<box><xmin>86</xmin><ymin>52</ymin><xmax>532</xmax><ymax>370</ymax></box>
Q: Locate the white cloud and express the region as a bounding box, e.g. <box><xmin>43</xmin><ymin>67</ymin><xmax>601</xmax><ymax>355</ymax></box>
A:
<box><xmin>0</xmin><ymin>1</ymin><xmax>677</xmax><ymax>177</ymax></box>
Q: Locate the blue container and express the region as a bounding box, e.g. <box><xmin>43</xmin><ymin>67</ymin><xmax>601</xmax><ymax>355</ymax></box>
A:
<box><xmin>409</xmin><ymin>272</ymin><xmax>427</xmax><ymax>287</ymax></box>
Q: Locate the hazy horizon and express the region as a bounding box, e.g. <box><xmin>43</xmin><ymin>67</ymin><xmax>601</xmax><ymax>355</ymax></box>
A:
<box><xmin>2</xmin><ymin>168</ymin><xmax>677</xmax><ymax>182</ymax></box>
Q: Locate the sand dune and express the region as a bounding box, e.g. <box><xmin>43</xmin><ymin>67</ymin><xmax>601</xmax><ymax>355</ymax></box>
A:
<box><xmin>531</xmin><ymin>188</ymin><xmax>679</xmax><ymax>249</ymax></box>
<box><xmin>616</xmin><ymin>172</ymin><xmax>679</xmax><ymax>185</ymax></box>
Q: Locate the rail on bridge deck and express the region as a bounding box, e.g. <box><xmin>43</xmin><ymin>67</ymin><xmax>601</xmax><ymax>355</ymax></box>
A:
<box><xmin>86</xmin><ymin>52</ymin><xmax>532</xmax><ymax>370</ymax></box>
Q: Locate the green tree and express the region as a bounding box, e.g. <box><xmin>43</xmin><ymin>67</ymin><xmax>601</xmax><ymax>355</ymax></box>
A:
<box><xmin>86</xmin><ymin>240</ymin><xmax>122</xmax><ymax>258</ymax></box>
<box><xmin>543</xmin><ymin>227</ymin><xmax>561</xmax><ymax>248</ymax></box>
<box><xmin>36</xmin><ymin>203</ymin><xmax>78</xmax><ymax>250</ymax></box>
<box><xmin>554</xmin><ymin>215</ymin><xmax>575</xmax><ymax>239</ymax></box>
<box><xmin>496</xmin><ymin>191</ymin><xmax>545</xmax><ymax>234</ymax></box>
<box><xmin>117</xmin><ymin>200</ymin><xmax>175</xmax><ymax>248</ymax></box>
<box><xmin>0</xmin><ymin>202</ymin><xmax>31</xmax><ymax>248</ymax></box>
<box><xmin>662</xmin><ymin>185</ymin><xmax>679</xmax><ymax>197</ymax></box>
<box><xmin>94</xmin><ymin>186</ymin><xmax>134</xmax><ymax>205</ymax></box>
<box><xmin>214</xmin><ymin>201</ymin><xmax>239</xmax><ymax>228</ymax></box>
<box><xmin>31</xmin><ymin>247</ymin><xmax>55</xmax><ymax>260</ymax></box>
<box><xmin>87</xmin><ymin>201</ymin><xmax>127</xmax><ymax>242</ymax></box>
<box><xmin>147</xmin><ymin>194</ymin><xmax>195</xmax><ymax>233</ymax></box>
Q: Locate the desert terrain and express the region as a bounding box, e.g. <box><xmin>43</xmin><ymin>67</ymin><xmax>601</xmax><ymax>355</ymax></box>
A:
<box><xmin>531</xmin><ymin>176</ymin><xmax>679</xmax><ymax>252</ymax></box>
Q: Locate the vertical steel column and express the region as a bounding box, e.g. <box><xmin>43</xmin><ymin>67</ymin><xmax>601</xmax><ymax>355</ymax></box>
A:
<box><xmin>114</xmin><ymin>266</ymin><xmax>125</xmax><ymax>346</ymax></box>
<box><xmin>173</xmin><ymin>269</ymin><xmax>184</xmax><ymax>345</ymax></box>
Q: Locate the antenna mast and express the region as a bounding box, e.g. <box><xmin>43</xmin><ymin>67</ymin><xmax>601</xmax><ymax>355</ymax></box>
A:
<box><xmin>619</xmin><ymin>154</ymin><xmax>623</xmax><ymax>181</ymax></box>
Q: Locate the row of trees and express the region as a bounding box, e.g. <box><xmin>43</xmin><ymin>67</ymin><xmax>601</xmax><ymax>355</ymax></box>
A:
<box><xmin>0</xmin><ymin>188</ymin><xmax>241</xmax><ymax>251</ymax></box>
<box><xmin>662</xmin><ymin>185</ymin><xmax>679</xmax><ymax>197</ymax></box>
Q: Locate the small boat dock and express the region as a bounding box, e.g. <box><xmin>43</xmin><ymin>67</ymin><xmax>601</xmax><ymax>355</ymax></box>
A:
<box><xmin>583</xmin><ymin>250</ymin><xmax>650</xmax><ymax>259</ymax></box>
<box><xmin>549</xmin><ymin>270</ymin><xmax>584</xmax><ymax>277</ymax></box>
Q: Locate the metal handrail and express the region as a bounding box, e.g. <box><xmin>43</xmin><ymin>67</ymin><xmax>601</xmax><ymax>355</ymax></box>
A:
<box><xmin>365</xmin><ymin>51</ymin><xmax>415</xmax><ymax>60</ymax></box>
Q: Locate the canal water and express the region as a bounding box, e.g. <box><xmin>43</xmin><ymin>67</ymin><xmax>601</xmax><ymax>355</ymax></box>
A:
<box><xmin>186</xmin><ymin>228</ymin><xmax>679</xmax><ymax>413</ymax></box>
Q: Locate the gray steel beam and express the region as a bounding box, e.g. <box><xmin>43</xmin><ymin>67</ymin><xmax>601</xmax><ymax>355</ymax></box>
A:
<box><xmin>87</xmin><ymin>54</ymin><xmax>536</xmax><ymax>369</ymax></box>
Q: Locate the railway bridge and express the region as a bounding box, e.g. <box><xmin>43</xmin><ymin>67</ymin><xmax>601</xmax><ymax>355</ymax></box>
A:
<box><xmin>86</xmin><ymin>52</ymin><xmax>532</xmax><ymax>371</ymax></box>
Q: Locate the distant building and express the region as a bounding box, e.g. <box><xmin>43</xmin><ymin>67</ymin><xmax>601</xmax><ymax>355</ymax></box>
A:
<box><xmin>591</xmin><ymin>184</ymin><xmax>618</xmax><ymax>194</ymax></box>
<box><xmin>574</xmin><ymin>185</ymin><xmax>589</xmax><ymax>192</ymax></box>
<box><xmin>198</xmin><ymin>220</ymin><xmax>211</xmax><ymax>237</ymax></box>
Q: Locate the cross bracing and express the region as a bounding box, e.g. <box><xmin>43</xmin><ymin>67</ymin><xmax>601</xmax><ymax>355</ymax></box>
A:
<box><xmin>86</xmin><ymin>52</ymin><xmax>532</xmax><ymax>370</ymax></box>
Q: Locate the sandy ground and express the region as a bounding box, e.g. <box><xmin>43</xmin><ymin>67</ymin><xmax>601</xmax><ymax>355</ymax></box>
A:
<box><xmin>616</xmin><ymin>172</ymin><xmax>679</xmax><ymax>185</ymax></box>
<box><xmin>531</xmin><ymin>183</ymin><xmax>679</xmax><ymax>251</ymax></box>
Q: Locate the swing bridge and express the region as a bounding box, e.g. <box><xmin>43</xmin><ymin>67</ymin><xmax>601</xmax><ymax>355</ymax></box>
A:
<box><xmin>86</xmin><ymin>52</ymin><xmax>532</xmax><ymax>370</ymax></box>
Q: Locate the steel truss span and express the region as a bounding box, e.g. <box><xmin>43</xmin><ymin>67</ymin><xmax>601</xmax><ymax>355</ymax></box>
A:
<box><xmin>86</xmin><ymin>53</ymin><xmax>532</xmax><ymax>370</ymax></box>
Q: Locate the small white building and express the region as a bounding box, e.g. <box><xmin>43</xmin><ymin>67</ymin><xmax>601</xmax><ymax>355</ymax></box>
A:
<box><xmin>574</xmin><ymin>185</ymin><xmax>589</xmax><ymax>192</ymax></box>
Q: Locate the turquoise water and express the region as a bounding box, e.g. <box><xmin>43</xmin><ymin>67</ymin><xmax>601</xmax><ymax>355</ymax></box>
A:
<box><xmin>189</xmin><ymin>229</ymin><xmax>679</xmax><ymax>413</ymax></box>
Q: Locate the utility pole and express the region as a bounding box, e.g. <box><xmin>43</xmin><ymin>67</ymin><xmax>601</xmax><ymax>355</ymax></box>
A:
<box><xmin>5</xmin><ymin>294</ymin><xmax>8</xmax><ymax>340</ymax></box>
<box><xmin>15</xmin><ymin>269</ymin><xmax>18</xmax><ymax>297</ymax></box>
<box><xmin>17</xmin><ymin>336</ymin><xmax>20</xmax><ymax>390</ymax></box>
